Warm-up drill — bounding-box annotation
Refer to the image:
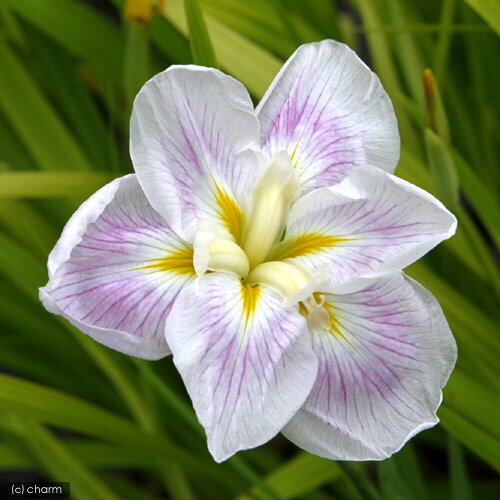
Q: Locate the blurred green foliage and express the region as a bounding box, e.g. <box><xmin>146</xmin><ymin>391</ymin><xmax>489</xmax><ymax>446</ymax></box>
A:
<box><xmin>0</xmin><ymin>0</ymin><xmax>499</xmax><ymax>498</ymax></box>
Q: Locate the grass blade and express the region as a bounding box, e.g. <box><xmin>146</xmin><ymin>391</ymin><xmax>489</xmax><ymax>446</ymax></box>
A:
<box><xmin>463</xmin><ymin>0</ymin><xmax>500</xmax><ymax>35</ymax></box>
<box><xmin>448</xmin><ymin>436</ymin><xmax>474</xmax><ymax>500</ymax></box>
<box><xmin>4</xmin><ymin>0</ymin><xmax>124</xmax><ymax>82</ymax></box>
<box><xmin>0</xmin><ymin>373</ymin><xmax>242</xmax><ymax>489</ymax></box>
<box><xmin>7</xmin><ymin>418</ymin><xmax>121</xmax><ymax>500</ymax></box>
<box><xmin>237</xmin><ymin>453</ymin><xmax>342</xmax><ymax>500</ymax></box>
<box><xmin>0</xmin><ymin>39</ymin><xmax>92</xmax><ymax>172</ymax></box>
<box><xmin>162</xmin><ymin>0</ymin><xmax>281</xmax><ymax>97</ymax></box>
<box><xmin>184</xmin><ymin>0</ymin><xmax>217</xmax><ymax>67</ymax></box>
<box><xmin>0</xmin><ymin>171</ymin><xmax>114</xmax><ymax>198</ymax></box>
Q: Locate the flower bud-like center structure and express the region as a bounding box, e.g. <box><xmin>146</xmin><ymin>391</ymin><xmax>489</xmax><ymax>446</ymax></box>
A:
<box><xmin>193</xmin><ymin>151</ymin><xmax>328</xmax><ymax>319</ymax></box>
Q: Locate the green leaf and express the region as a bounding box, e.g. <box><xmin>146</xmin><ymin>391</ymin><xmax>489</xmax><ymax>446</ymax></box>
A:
<box><xmin>453</xmin><ymin>152</ymin><xmax>500</xmax><ymax>248</ymax></box>
<box><xmin>440</xmin><ymin>371</ymin><xmax>500</xmax><ymax>472</ymax></box>
<box><xmin>134</xmin><ymin>361</ymin><xmax>280</xmax><ymax>500</ymax></box>
<box><xmin>378</xmin><ymin>459</ymin><xmax>414</xmax><ymax>500</ymax></box>
<box><xmin>463</xmin><ymin>0</ymin><xmax>500</xmax><ymax>36</ymax></box>
<box><xmin>444</xmin><ymin>371</ymin><xmax>500</xmax><ymax>450</ymax></box>
<box><xmin>440</xmin><ymin>405</ymin><xmax>500</xmax><ymax>473</ymax></box>
<box><xmin>448</xmin><ymin>436</ymin><xmax>474</xmax><ymax>500</ymax></box>
<box><xmin>337</xmin><ymin>462</ymin><xmax>383</xmax><ymax>500</ymax></box>
<box><xmin>394</xmin><ymin>445</ymin><xmax>429</xmax><ymax>500</ymax></box>
<box><xmin>24</xmin><ymin>26</ymin><xmax>117</xmax><ymax>172</ymax></box>
<box><xmin>433</xmin><ymin>0</ymin><xmax>457</xmax><ymax>84</ymax></box>
<box><xmin>124</xmin><ymin>21</ymin><xmax>151</xmax><ymax>110</ymax></box>
<box><xmin>0</xmin><ymin>230</ymin><xmax>46</xmax><ymax>298</ymax></box>
<box><xmin>9</xmin><ymin>418</ymin><xmax>121</xmax><ymax>500</ymax></box>
<box><xmin>269</xmin><ymin>0</ymin><xmax>302</xmax><ymax>46</ymax></box>
<box><xmin>163</xmin><ymin>0</ymin><xmax>281</xmax><ymax>97</ymax></box>
<box><xmin>0</xmin><ymin>199</ymin><xmax>56</xmax><ymax>257</ymax></box>
<box><xmin>100</xmin><ymin>473</ymin><xmax>165</xmax><ymax>500</ymax></box>
<box><xmin>350</xmin><ymin>0</ymin><xmax>421</xmax><ymax>154</ymax></box>
<box><xmin>379</xmin><ymin>0</ymin><xmax>426</xmax><ymax>104</ymax></box>
<box><xmin>0</xmin><ymin>171</ymin><xmax>114</xmax><ymax>198</ymax></box>
<box><xmin>3</xmin><ymin>0</ymin><xmax>124</xmax><ymax>82</ymax></box>
<box><xmin>199</xmin><ymin>0</ymin><xmax>300</xmax><ymax>58</ymax></box>
<box><xmin>0</xmin><ymin>39</ymin><xmax>92</xmax><ymax>172</ymax></box>
<box><xmin>184</xmin><ymin>0</ymin><xmax>217</xmax><ymax>67</ymax></box>
<box><xmin>424</xmin><ymin>127</ymin><xmax>459</xmax><ymax>208</ymax></box>
<box><xmin>288</xmin><ymin>0</ymin><xmax>340</xmax><ymax>38</ymax></box>
<box><xmin>237</xmin><ymin>453</ymin><xmax>342</xmax><ymax>500</ymax></box>
<box><xmin>70</xmin><ymin>326</ymin><xmax>195</xmax><ymax>500</ymax></box>
<box><xmin>0</xmin><ymin>373</ymin><xmax>242</xmax><ymax>490</ymax></box>
<box><xmin>150</xmin><ymin>14</ymin><xmax>192</xmax><ymax>63</ymax></box>
<box><xmin>0</xmin><ymin>112</ymin><xmax>39</xmax><ymax>171</ymax></box>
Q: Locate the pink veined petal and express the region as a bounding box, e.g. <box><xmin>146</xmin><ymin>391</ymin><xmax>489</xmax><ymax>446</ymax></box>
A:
<box><xmin>130</xmin><ymin>65</ymin><xmax>262</xmax><ymax>242</ymax></box>
<box><xmin>164</xmin><ymin>273</ymin><xmax>318</xmax><ymax>462</ymax></box>
<box><xmin>40</xmin><ymin>175</ymin><xmax>195</xmax><ymax>360</ymax></box>
<box><xmin>273</xmin><ymin>165</ymin><xmax>456</xmax><ymax>293</ymax></box>
<box><xmin>283</xmin><ymin>273</ymin><xmax>457</xmax><ymax>460</ymax></box>
<box><xmin>257</xmin><ymin>40</ymin><xmax>399</xmax><ymax>193</ymax></box>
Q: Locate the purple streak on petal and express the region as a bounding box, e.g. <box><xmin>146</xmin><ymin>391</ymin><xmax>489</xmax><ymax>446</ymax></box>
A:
<box><xmin>47</xmin><ymin>176</ymin><xmax>193</xmax><ymax>347</ymax></box>
<box><xmin>284</xmin><ymin>166</ymin><xmax>456</xmax><ymax>288</ymax></box>
<box><xmin>283</xmin><ymin>273</ymin><xmax>455</xmax><ymax>461</ymax></box>
<box><xmin>165</xmin><ymin>274</ymin><xmax>318</xmax><ymax>462</ymax></box>
<box><xmin>257</xmin><ymin>41</ymin><xmax>400</xmax><ymax>192</ymax></box>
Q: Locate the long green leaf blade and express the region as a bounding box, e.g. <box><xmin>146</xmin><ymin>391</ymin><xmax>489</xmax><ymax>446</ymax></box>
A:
<box><xmin>463</xmin><ymin>0</ymin><xmax>500</xmax><ymax>35</ymax></box>
<box><xmin>184</xmin><ymin>0</ymin><xmax>217</xmax><ymax>67</ymax></box>
<box><xmin>0</xmin><ymin>172</ymin><xmax>114</xmax><ymax>198</ymax></box>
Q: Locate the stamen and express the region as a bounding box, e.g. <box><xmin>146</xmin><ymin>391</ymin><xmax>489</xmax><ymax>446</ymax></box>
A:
<box><xmin>302</xmin><ymin>295</ymin><xmax>330</xmax><ymax>331</ymax></box>
<box><xmin>247</xmin><ymin>260</ymin><xmax>316</xmax><ymax>305</ymax></box>
<box><xmin>241</xmin><ymin>151</ymin><xmax>299</xmax><ymax>268</ymax></box>
<box><xmin>193</xmin><ymin>220</ymin><xmax>249</xmax><ymax>279</ymax></box>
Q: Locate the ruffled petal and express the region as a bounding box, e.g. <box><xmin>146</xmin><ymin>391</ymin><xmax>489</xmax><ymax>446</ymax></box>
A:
<box><xmin>165</xmin><ymin>273</ymin><xmax>318</xmax><ymax>462</ymax></box>
<box><xmin>131</xmin><ymin>65</ymin><xmax>262</xmax><ymax>241</ymax></box>
<box><xmin>273</xmin><ymin>165</ymin><xmax>456</xmax><ymax>293</ymax></box>
<box><xmin>283</xmin><ymin>273</ymin><xmax>456</xmax><ymax>460</ymax></box>
<box><xmin>40</xmin><ymin>175</ymin><xmax>194</xmax><ymax>360</ymax></box>
<box><xmin>257</xmin><ymin>40</ymin><xmax>399</xmax><ymax>192</ymax></box>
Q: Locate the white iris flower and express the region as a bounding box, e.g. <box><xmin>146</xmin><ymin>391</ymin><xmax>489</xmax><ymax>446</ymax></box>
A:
<box><xmin>40</xmin><ymin>41</ymin><xmax>457</xmax><ymax>462</ymax></box>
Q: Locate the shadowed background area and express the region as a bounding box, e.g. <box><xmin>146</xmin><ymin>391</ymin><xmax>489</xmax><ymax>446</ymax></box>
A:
<box><xmin>0</xmin><ymin>0</ymin><xmax>499</xmax><ymax>498</ymax></box>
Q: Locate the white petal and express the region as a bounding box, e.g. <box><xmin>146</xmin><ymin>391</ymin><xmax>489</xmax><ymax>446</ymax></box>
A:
<box><xmin>273</xmin><ymin>165</ymin><xmax>456</xmax><ymax>292</ymax></box>
<box><xmin>164</xmin><ymin>274</ymin><xmax>318</xmax><ymax>462</ymax></box>
<box><xmin>283</xmin><ymin>273</ymin><xmax>457</xmax><ymax>460</ymax></box>
<box><xmin>257</xmin><ymin>40</ymin><xmax>399</xmax><ymax>192</ymax></box>
<box><xmin>40</xmin><ymin>175</ymin><xmax>194</xmax><ymax>360</ymax></box>
<box><xmin>131</xmin><ymin>65</ymin><xmax>262</xmax><ymax>241</ymax></box>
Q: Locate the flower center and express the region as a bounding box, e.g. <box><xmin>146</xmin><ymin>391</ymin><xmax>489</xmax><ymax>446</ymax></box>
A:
<box><xmin>240</xmin><ymin>151</ymin><xmax>299</xmax><ymax>268</ymax></box>
<box><xmin>247</xmin><ymin>261</ymin><xmax>313</xmax><ymax>304</ymax></box>
<box><xmin>192</xmin><ymin>151</ymin><xmax>326</xmax><ymax>311</ymax></box>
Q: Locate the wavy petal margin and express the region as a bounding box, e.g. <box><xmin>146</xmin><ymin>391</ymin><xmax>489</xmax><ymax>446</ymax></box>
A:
<box><xmin>275</xmin><ymin>165</ymin><xmax>456</xmax><ymax>293</ymax></box>
<box><xmin>283</xmin><ymin>273</ymin><xmax>457</xmax><ymax>460</ymax></box>
<box><xmin>165</xmin><ymin>273</ymin><xmax>318</xmax><ymax>461</ymax></box>
<box><xmin>257</xmin><ymin>40</ymin><xmax>400</xmax><ymax>192</ymax></box>
<box><xmin>131</xmin><ymin>65</ymin><xmax>262</xmax><ymax>242</ymax></box>
<box><xmin>40</xmin><ymin>175</ymin><xmax>194</xmax><ymax>359</ymax></box>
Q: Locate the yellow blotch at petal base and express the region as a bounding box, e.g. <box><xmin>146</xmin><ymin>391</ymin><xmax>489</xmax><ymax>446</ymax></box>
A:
<box><xmin>322</xmin><ymin>300</ymin><xmax>352</xmax><ymax>344</ymax></box>
<box><xmin>269</xmin><ymin>233</ymin><xmax>349</xmax><ymax>261</ymax></box>
<box><xmin>215</xmin><ymin>185</ymin><xmax>243</xmax><ymax>242</ymax></box>
<box><xmin>138</xmin><ymin>247</ymin><xmax>195</xmax><ymax>275</ymax></box>
<box><xmin>241</xmin><ymin>283</ymin><xmax>260</xmax><ymax>331</ymax></box>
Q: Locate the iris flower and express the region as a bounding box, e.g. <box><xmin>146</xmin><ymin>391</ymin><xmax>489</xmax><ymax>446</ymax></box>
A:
<box><xmin>40</xmin><ymin>41</ymin><xmax>457</xmax><ymax>462</ymax></box>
